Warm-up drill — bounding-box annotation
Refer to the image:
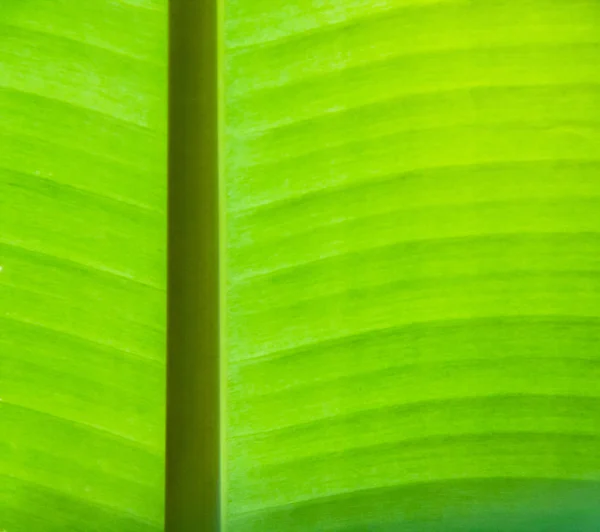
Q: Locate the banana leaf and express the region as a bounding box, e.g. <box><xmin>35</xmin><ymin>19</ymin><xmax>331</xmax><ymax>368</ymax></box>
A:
<box><xmin>4</xmin><ymin>0</ymin><xmax>600</xmax><ymax>530</ymax></box>
<box><xmin>223</xmin><ymin>0</ymin><xmax>600</xmax><ymax>530</ymax></box>
<box><xmin>0</xmin><ymin>1</ymin><xmax>167</xmax><ymax>530</ymax></box>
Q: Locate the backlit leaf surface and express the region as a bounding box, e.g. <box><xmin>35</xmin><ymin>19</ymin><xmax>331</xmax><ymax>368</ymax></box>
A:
<box><xmin>0</xmin><ymin>1</ymin><xmax>167</xmax><ymax>530</ymax></box>
<box><xmin>224</xmin><ymin>1</ymin><xmax>600</xmax><ymax>530</ymax></box>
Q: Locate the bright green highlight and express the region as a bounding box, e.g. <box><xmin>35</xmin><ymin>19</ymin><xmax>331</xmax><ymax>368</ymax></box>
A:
<box><xmin>224</xmin><ymin>0</ymin><xmax>600</xmax><ymax>530</ymax></box>
<box><xmin>0</xmin><ymin>1</ymin><xmax>167</xmax><ymax>530</ymax></box>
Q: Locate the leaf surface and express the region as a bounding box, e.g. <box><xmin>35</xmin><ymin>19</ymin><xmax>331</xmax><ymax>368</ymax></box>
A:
<box><xmin>0</xmin><ymin>1</ymin><xmax>167</xmax><ymax>530</ymax></box>
<box><xmin>224</xmin><ymin>1</ymin><xmax>600</xmax><ymax>530</ymax></box>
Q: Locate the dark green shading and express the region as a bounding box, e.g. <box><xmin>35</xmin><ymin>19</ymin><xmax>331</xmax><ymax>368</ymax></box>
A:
<box><xmin>229</xmin><ymin>478</ymin><xmax>600</xmax><ymax>531</ymax></box>
<box><xmin>166</xmin><ymin>0</ymin><xmax>220</xmax><ymax>530</ymax></box>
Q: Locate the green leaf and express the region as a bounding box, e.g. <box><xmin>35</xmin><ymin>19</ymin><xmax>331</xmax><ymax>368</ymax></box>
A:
<box><xmin>224</xmin><ymin>0</ymin><xmax>600</xmax><ymax>530</ymax></box>
<box><xmin>0</xmin><ymin>1</ymin><xmax>167</xmax><ymax>530</ymax></box>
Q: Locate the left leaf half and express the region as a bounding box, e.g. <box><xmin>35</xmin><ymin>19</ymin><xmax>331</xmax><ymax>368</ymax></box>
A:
<box><xmin>0</xmin><ymin>1</ymin><xmax>167</xmax><ymax>530</ymax></box>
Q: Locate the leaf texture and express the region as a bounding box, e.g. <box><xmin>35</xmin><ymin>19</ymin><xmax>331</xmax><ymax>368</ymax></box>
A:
<box><xmin>224</xmin><ymin>0</ymin><xmax>600</xmax><ymax>530</ymax></box>
<box><xmin>0</xmin><ymin>1</ymin><xmax>167</xmax><ymax>530</ymax></box>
